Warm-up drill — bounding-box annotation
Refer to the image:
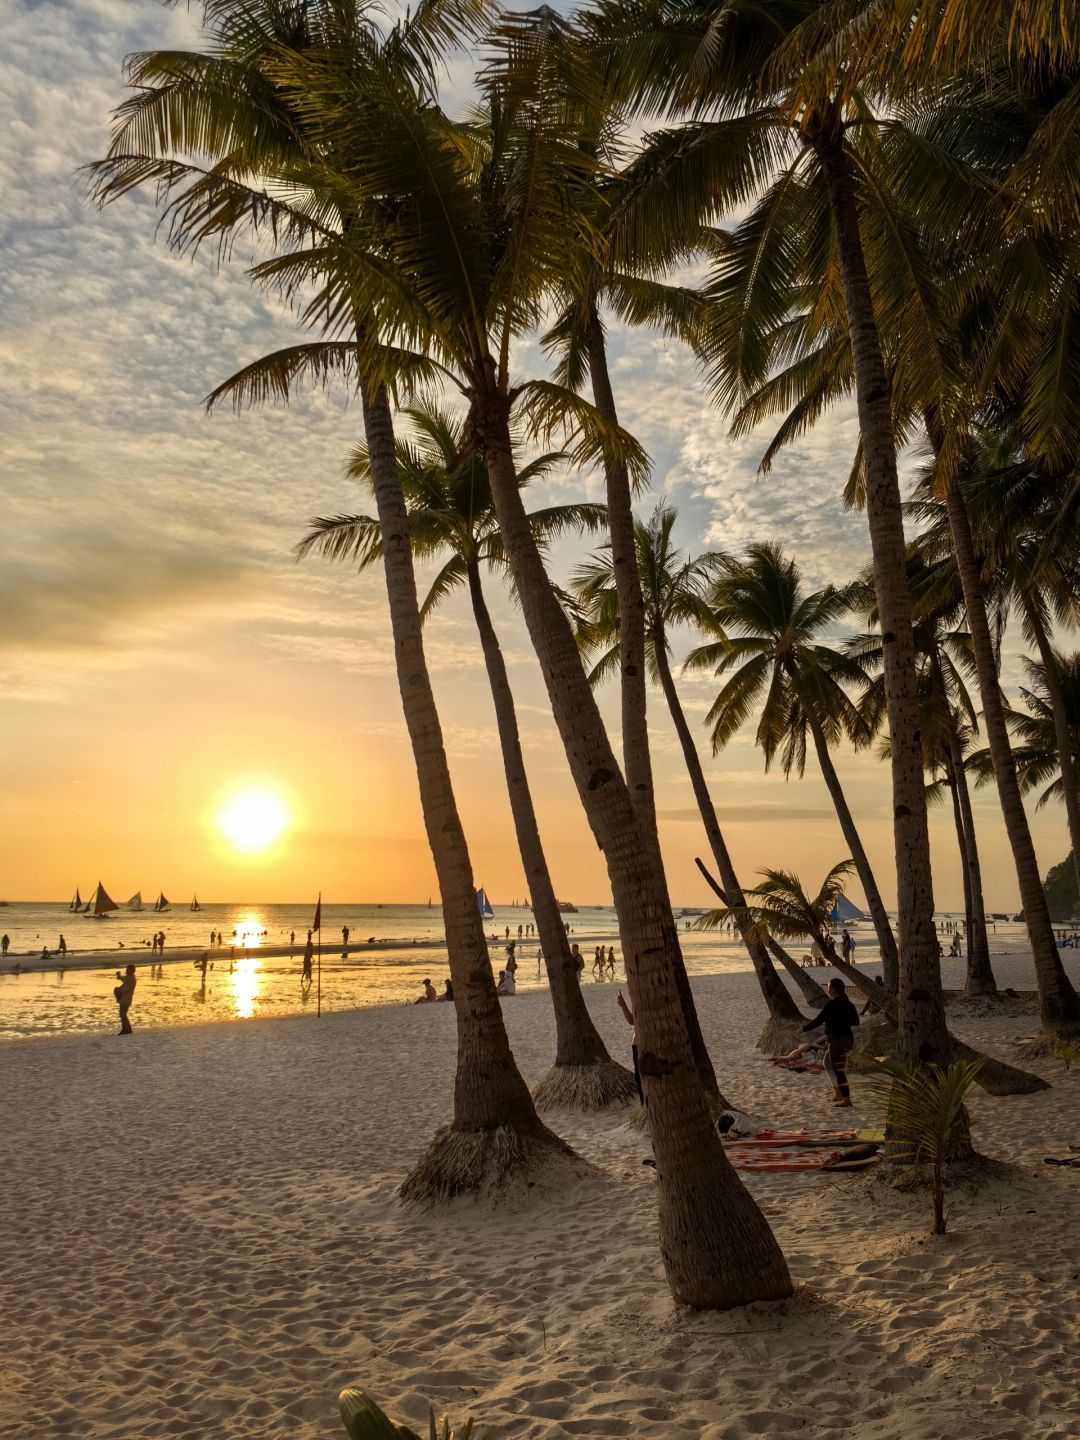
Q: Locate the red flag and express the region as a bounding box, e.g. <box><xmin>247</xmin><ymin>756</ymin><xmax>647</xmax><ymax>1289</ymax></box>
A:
<box><xmin>313</xmin><ymin>893</ymin><xmax>321</xmax><ymax>933</ymax></box>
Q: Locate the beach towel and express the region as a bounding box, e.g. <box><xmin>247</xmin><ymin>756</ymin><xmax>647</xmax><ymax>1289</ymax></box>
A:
<box><xmin>721</xmin><ymin>1127</ymin><xmax>861</xmax><ymax>1147</ymax></box>
<box><xmin>724</xmin><ymin>1140</ymin><xmax>880</xmax><ymax>1173</ymax></box>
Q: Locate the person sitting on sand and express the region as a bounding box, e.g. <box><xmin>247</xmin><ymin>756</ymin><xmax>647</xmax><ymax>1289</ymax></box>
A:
<box><xmin>439</xmin><ymin>978</ymin><xmax>454</xmax><ymax>1002</ymax></box>
<box><xmin>114</xmin><ymin>963</ymin><xmax>137</xmax><ymax>1035</ymax></box>
<box><xmin>496</xmin><ymin>969</ymin><xmax>516</xmax><ymax>996</ymax></box>
<box><xmin>802</xmin><ymin>978</ymin><xmax>860</xmax><ymax>1107</ymax></box>
<box><xmin>415</xmin><ymin>977</ymin><xmax>438</xmax><ymax>1003</ymax></box>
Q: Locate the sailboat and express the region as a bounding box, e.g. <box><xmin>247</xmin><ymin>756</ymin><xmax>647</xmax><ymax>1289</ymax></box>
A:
<box><xmin>190</xmin><ymin>895</ymin><xmax>202</xmax><ymax>912</ymax></box>
<box><xmin>69</xmin><ymin>887</ymin><xmax>84</xmax><ymax>913</ymax></box>
<box><xmin>153</xmin><ymin>892</ymin><xmax>171</xmax><ymax>912</ymax></box>
<box><xmin>126</xmin><ymin>891</ymin><xmax>143</xmax><ymax>912</ymax></box>
<box><xmin>85</xmin><ymin>881</ymin><xmax>119</xmax><ymax>919</ymax></box>
<box><xmin>475</xmin><ymin>887</ymin><xmax>495</xmax><ymax>918</ymax></box>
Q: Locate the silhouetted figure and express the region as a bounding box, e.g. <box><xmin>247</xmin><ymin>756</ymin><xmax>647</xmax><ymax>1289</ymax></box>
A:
<box><xmin>415</xmin><ymin>977</ymin><xmax>437</xmax><ymax>1003</ymax></box>
<box><xmin>290</xmin><ymin>930</ymin><xmax>296</xmax><ymax>949</ymax></box>
<box><xmin>114</xmin><ymin>964</ymin><xmax>137</xmax><ymax>1035</ymax></box>
<box><xmin>1</xmin><ymin>934</ymin><xmax>8</xmax><ymax>958</ymax></box>
<box><xmin>58</xmin><ymin>935</ymin><xmax>67</xmax><ymax>959</ymax></box>
<box><xmin>342</xmin><ymin>924</ymin><xmax>350</xmax><ymax>956</ymax></box>
<box><xmin>302</xmin><ymin>938</ymin><xmax>314</xmax><ymax>987</ymax></box>
<box><xmin>607</xmin><ymin>946</ymin><xmax>616</xmax><ymax>976</ymax></box>
<box><xmin>440</xmin><ymin>978</ymin><xmax>454</xmax><ymax>1002</ymax></box>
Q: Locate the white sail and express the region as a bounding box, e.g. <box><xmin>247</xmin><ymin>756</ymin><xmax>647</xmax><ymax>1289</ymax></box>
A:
<box><xmin>126</xmin><ymin>891</ymin><xmax>143</xmax><ymax>911</ymax></box>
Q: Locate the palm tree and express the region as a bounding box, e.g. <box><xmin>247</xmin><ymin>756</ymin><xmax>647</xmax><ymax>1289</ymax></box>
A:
<box><xmin>685</xmin><ymin>543</ymin><xmax>900</xmax><ymax>990</ymax></box>
<box><xmin>690</xmin><ymin>67</ymin><xmax>1080</xmax><ymax>1036</ymax></box>
<box><xmin>967</xmin><ymin>654</ymin><xmax>1080</xmax><ymax>821</ymax></box>
<box><xmin>93</xmin><ymin>1</ymin><xmax>793</xmax><ymax>1308</ymax></box>
<box><xmin>700</xmin><ymin>861</ymin><xmax>856</xmax><ymax>970</ymax></box>
<box><xmin>849</xmin><ymin>565</ymin><xmax>997</xmax><ymax>996</ymax></box>
<box><xmin>88</xmin><ymin>0</ymin><xmax>581</xmax><ymax>1198</ymax></box>
<box><xmin>588</xmin><ymin>0</ymin><xmax>943</xmax><ymax>1052</ymax></box>
<box><xmin>299</xmin><ymin>402</ymin><xmax>636</xmax><ymax>1109</ymax></box>
<box><xmin>574</xmin><ymin>505</ymin><xmax>819</xmax><ymax>1032</ymax></box>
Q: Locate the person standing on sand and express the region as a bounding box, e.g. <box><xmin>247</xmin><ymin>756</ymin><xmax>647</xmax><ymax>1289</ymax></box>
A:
<box><xmin>342</xmin><ymin>924</ymin><xmax>350</xmax><ymax>954</ymax></box>
<box><xmin>607</xmin><ymin>945</ymin><xmax>616</xmax><ymax>977</ymax></box>
<box><xmin>841</xmin><ymin>928</ymin><xmax>852</xmax><ymax>963</ymax></box>
<box><xmin>302</xmin><ymin>937</ymin><xmax>314</xmax><ymax>987</ymax></box>
<box><xmin>58</xmin><ymin>935</ymin><xmax>67</xmax><ymax>959</ymax></box>
<box><xmin>1</xmin><ymin>934</ymin><xmax>8</xmax><ymax>959</ymax></box>
<box><xmin>289</xmin><ymin>930</ymin><xmax>295</xmax><ymax>949</ymax></box>
<box><xmin>616</xmin><ymin>991</ymin><xmax>643</xmax><ymax>1105</ymax></box>
<box><xmin>571</xmin><ymin>943</ymin><xmax>584</xmax><ymax>976</ymax></box>
<box><xmin>802</xmin><ymin>978</ymin><xmax>860</xmax><ymax>1107</ymax></box>
<box><xmin>114</xmin><ymin>963</ymin><xmax>137</xmax><ymax>1035</ymax></box>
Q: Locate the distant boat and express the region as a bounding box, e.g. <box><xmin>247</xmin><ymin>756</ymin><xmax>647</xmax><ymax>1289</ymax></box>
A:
<box><xmin>557</xmin><ymin>900</ymin><xmax>578</xmax><ymax>914</ymax></box>
<box><xmin>69</xmin><ymin>888</ymin><xmax>84</xmax><ymax>912</ymax></box>
<box><xmin>153</xmin><ymin>892</ymin><xmax>171</xmax><ymax>912</ymax></box>
<box><xmin>190</xmin><ymin>895</ymin><xmax>202</xmax><ymax>912</ymax></box>
<box><xmin>829</xmin><ymin>894</ymin><xmax>867</xmax><ymax>924</ymax></box>
<box><xmin>85</xmin><ymin>881</ymin><xmax>119</xmax><ymax>918</ymax></box>
<box><xmin>476</xmin><ymin>887</ymin><xmax>495</xmax><ymax>918</ymax></box>
<box><xmin>126</xmin><ymin>891</ymin><xmax>143</xmax><ymax>912</ymax></box>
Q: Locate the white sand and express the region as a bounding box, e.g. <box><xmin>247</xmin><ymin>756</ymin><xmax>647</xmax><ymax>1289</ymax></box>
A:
<box><xmin>2</xmin><ymin>954</ymin><xmax>1079</xmax><ymax>1440</ymax></box>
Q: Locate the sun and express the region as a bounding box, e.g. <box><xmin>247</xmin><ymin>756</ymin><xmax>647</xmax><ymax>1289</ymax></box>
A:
<box><xmin>216</xmin><ymin>787</ymin><xmax>290</xmax><ymax>854</ymax></box>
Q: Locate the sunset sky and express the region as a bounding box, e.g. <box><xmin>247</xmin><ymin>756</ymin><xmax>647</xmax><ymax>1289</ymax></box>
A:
<box><xmin>1</xmin><ymin>0</ymin><xmax>1071</xmax><ymax>910</ymax></box>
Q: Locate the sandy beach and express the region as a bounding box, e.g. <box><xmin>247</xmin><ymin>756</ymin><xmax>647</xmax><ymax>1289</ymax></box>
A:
<box><xmin>3</xmin><ymin>953</ymin><xmax>1078</xmax><ymax>1440</ymax></box>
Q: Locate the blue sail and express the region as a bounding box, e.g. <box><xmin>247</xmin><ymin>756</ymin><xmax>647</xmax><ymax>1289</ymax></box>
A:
<box><xmin>476</xmin><ymin>887</ymin><xmax>494</xmax><ymax>917</ymax></box>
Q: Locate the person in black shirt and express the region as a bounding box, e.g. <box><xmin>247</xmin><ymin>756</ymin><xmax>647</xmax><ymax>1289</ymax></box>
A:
<box><xmin>803</xmin><ymin>977</ymin><xmax>860</xmax><ymax>1107</ymax></box>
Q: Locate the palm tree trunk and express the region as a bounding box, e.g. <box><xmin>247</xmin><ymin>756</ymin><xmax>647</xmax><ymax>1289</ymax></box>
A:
<box><xmin>807</xmin><ymin>713</ymin><xmax>899</xmax><ymax>991</ymax></box>
<box><xmin>582</xmin><ymin>310</ymin><xmax>726</xmax><ymax>1089</ymax></box>
<box><xmin>947</xmin><ymin>728</ymin><xmax>996</xmax><ymax>996</ymax></box>
<box><xmin>359</xmin><ymin>384</ymin><xmax>574</xmax><ymax>1199</ymax></box>
<box><xmin>767</xmin><ymin>937</ymin><xmax>831</xmax><ymax>1006</ymax></box>
<box><xmin>947</xmin><ymin>773</ymin><xmax>977</xmax><ymax>966</ymax></box>
<box><xmin>651</xmin><ymin>637</ymin><xmax>803</xmax><ymax>1026</ymax></box>
<box><xmin>1022</xmin><ymin>594</ymin><xmax>1080</xmax><ymax>895</ymax></box>
<box><xmin>465</xmin><ymin>561</ymin><xmax>635</xmax><ymax>1108</ymax></box>
<box><xmin>585</xmin><ymin>295</ymin><xmax>659</xmax><ymax>844</ymax></box>
<box><xmin>943</xmin><ymin>481</ymin><xmax>1080</xmax><ymax>1033</ymax></box>
<box><xmin>814</xmin><ymin>125</ymin><xmax>948</xmax><ymax>1068</ymax></box>
<box><xmin>475</xmin><ymin>386</ymin><xmax>791</xmax><ymax>1308</ymax></box>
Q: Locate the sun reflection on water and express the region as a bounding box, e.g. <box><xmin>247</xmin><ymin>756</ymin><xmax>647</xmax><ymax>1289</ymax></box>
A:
<box><xmin>230</xmin><ymin>957</ymin><xmax>260</xmax><ymax>1019</ymax></box>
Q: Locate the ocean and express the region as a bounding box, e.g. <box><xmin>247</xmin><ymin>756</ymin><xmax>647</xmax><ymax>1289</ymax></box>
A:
<box><xmin>0</xmin><ymin>900</ymin><xmax>1028</xmax><ymax>1041</ymax></box>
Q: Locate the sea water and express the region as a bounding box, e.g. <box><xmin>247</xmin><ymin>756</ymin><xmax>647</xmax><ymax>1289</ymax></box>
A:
<box><xmin>0</xmin><ymin>901</ymin><xmax>1029</xmax><ymax>1040</ymax></box>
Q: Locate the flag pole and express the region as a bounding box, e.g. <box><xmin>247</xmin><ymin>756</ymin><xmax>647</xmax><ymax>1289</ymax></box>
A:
<box><xmin>315</xmin><ymin>891</ymin><xmax>322</xmax><ymax>1019</ymax></box>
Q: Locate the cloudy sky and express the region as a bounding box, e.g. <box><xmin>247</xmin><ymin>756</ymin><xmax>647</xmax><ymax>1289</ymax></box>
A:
<box><xmin>0</xmin><ymin>0</ymin><xmax>1069</xmax><ymax>908</ymax></box>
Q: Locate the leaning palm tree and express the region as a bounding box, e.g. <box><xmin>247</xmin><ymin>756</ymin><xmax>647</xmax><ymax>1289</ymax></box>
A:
<box><xmin>699</xmin><ymin>861</ymin><xmax>856</xmax><ymax>970</ymax></box>
<box><xmin>88</xmin><ymin>0</ymin><xmax>583</xmax><ymax>1198</ymax></box>
<box><xmin>574</xmin><ymin>505</ymin><xmax>819</xmax><ymax>1032</ymax></box>
<box><xmin>299</xmin><ymin>403</ymin><xmax>636</xmax><ymax>1109</ymax></box>
<box><xmin>686</xmin><ymin>543</ymin><xmax>900</xmax><ymax>990</ymax></box>
<box><xmin>93</xmin><ymin>1</ymin><xmax>792</xmax><ymax>1308</ymax></box>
